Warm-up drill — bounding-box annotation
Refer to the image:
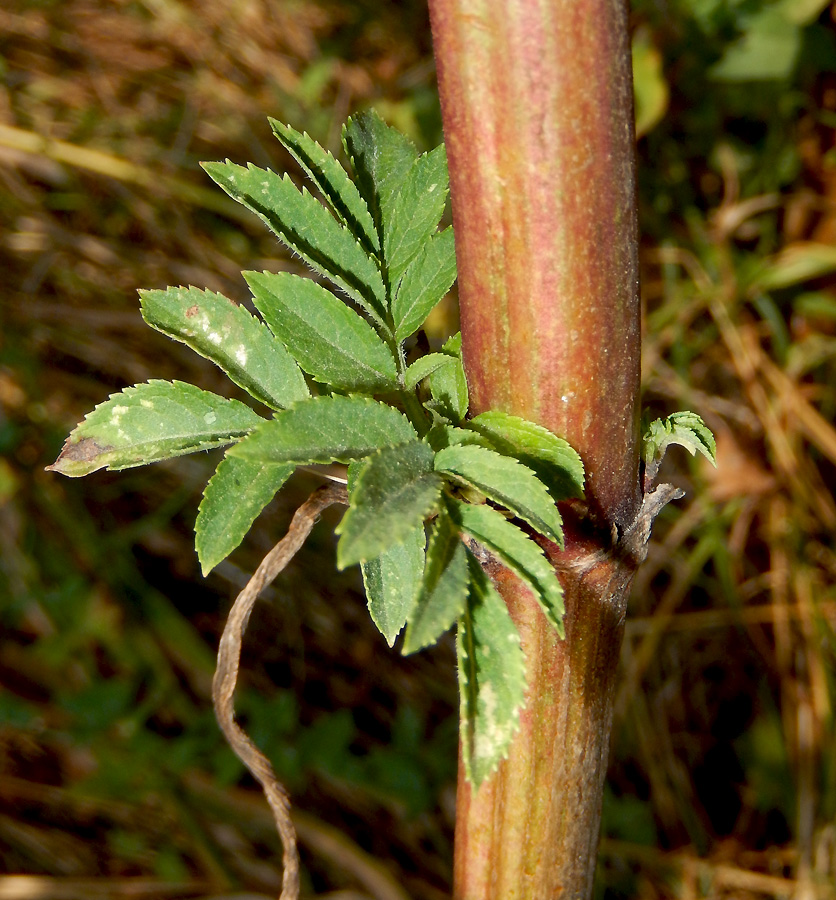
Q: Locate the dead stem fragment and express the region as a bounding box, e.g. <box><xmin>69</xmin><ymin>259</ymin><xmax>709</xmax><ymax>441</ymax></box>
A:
<box><xmin>212</xmin><ymin>483</ymin><xmax>348</xmax><ymax>900</ymax></box>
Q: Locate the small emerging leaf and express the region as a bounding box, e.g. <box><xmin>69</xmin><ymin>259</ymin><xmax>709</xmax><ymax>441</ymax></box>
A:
<box><xmin>435</xmin><ymin>444</ymin><xmax>564</xmax><ymax>546</ymax></box>
<box><xmin>393</xmin><ymin>227</ymin><xmax>458</xmax><ymax>341</ymax></box>
<box><xmin>642</xmin><ymin>410</ymin><xmax>717</xmax><ymax>485</ymax></box>
<box><xmin>446</xmin><ymin>498</ymin><xmax>564</xmax><ymax>637</ymax></box>
<box><xmin>467</xmin><ymin>410</ymin><xmax>585</xmax><ymax>500</ymax></box>
<box><xmin>139</xmin><ymin>285</ymin><xmax>310</xmax><ymax>410</ymax></box>
<box><xmin>385</xmin><ymin>144</ymin><xmax>449</xmax><ymax>286</ymax></box>
<box><xmin>196</xmin><ymin>455</ymin><xmax>294</xmax><ymax>575</ymax></box>
<box><xmin>402</xmin><ymin>509</ymin><xmax>469</xmax><ymax>654</ymax></box>
<box><xmin>427</xmin><ymin>332</ymin><xmax>469</xmax><ymax>423</ymax></box>
<box><xmin>246</xmin><ymin>270</ymin><xmax>398</xmax><ymax>393</ymax></box>
<box><xmin>201</xmin><ymin>160</ymin><xmax>387</xmax><ymax>327</ymax></box>
<box><xmin>269</xmin><ymin>118</ymin><xmax>379</xmax><ymax>254</ymax></box>
<box><xmin>336</xmin><ymin>441</ymin><xmax>442</xmax><ymax>569</ymax></box>
<box><xmin>48</xmin><ymin>381</ymin><xmax>264</xmax><ymax>477</ymax></box>
<box><xmin>458</xmin><ymin>551</ymin><xmax>526</xmax><ymax>786</ymax></box>
<box><xmin>362</xmin><ymin>526</ymin><xmax>426</xmax><ymax>647</ymax></box>
<box><xmin>229</xmin><ymin>395</ymin><xmax>416</xmax><ymax>466</ymax></box>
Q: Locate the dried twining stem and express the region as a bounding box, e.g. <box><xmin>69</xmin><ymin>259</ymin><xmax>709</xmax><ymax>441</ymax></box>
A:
<box><xmin>212</xmin><ymin>483</ymin><xmax>348</xmax><ymax>900</ymax></box>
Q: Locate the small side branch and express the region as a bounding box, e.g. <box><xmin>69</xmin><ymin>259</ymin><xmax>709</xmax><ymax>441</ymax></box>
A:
<box><xmin>212</xmin><ymin>483</ymin><xmax>348</xmax><ymax>900</ymax></box>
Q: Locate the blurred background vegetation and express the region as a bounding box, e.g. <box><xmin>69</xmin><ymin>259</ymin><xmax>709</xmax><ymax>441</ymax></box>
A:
<box><xmin>1</xmin><ymin>0</ymin><xmax>835</xmax><ymax>898</ymax></box>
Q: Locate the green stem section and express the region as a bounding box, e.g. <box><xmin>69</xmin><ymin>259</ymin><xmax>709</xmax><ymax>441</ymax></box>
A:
<box><xmin>428</xmin><ymin>0</ymin><xmax>641</xmax><ymax>896</ymax></box>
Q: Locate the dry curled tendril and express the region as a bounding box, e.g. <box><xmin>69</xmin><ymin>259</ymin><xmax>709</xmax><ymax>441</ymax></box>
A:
<box><xmin>212</xmin><ymin>483</ymin><xmax>348</xmax><ymax>900</ymax></box>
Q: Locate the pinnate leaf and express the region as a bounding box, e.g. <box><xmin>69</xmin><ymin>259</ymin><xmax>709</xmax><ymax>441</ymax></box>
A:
<box><xmin>393</xmin><ymin>228</ymin><xmax>458</xmax><ymax>341</ymax></box>
<box><xmin>468</xmin><ymin>410</ymin><xmax>585</xmax><ymax>501</ymax></box>
<box><xmin>48</xmin><ymin>381</ymin><xmax>264</xmax><ymax>477</ymax></box>
<box><xmin>435</xmin><ymin>444</ymin><xmax>564</xmax><ymax>546</ymax></box>
<box><xmin>139</xmin><ymin>285</ymin><xmax>309</xmax><ymax>410</ymax></box>
<box><xmin>269</xmin><ymin>118</ymin><xmax>379</xmax><ymax>254</ymax></box>
<box><xmin>643</xmin><ymin>410</ymin><xmax>717</xmax><ymax>477</ymax></box>
<box><xmin>361</xmin><ymin>526</ymin><xmax>426</xmax><ymax>647</ymax></box>
<box><xmin>196</xmin><ymin>455</ymin><xmax>294</xmax><ymax>575</ymax></box>
<box><xmin>458</xmin><ymin>552</ymin><xmax>526</xmax><ymax>786</ymax></box>
<box><xmin>229</xmin><ymin>395</ymin><xmax>416</xmax><ymax>466</ymax></box>
<box><xmin>343</xmin><ymin>110</ymin><xmax>418</xmax><ymax>244</ymax></box>
<box><xmin>446</xmin><ymin>498</ymin><xmax>565</xmax><ymax>637</ymax></box>
<box><xmin>404</xmin><ymin>352</ymin><xmax>457</xmax><ymax>391</ymax></box>
<box><xmin>385</xmin><ymin>144</ymin><xmax>449</xmax><ymax>286</ymax></box>
<box><xmin>336</xmin><ymin>441</ymin><xmax>442</xmax><ymax>568</ymax></box>
<box><xmin>402</xmin><ymin>510</ymin><xmax>469</xmax><ymax>654</ymax></box>
<box><xmin>246</xmin><ymin>271</ymin><xmax>398</xmax><ymax>393</ymax></box>
<box><xmin>201</xmin><ymin>160</ymin><xmax>386</xmax><ymax>326</ymax></box>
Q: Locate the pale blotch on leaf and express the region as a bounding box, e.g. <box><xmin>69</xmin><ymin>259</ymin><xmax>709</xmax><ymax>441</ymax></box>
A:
<box><xmin>208</xmin><ymin>332</ymin><xmax>222</xmax><ymax>345</ymax></box>
<box><xmin>204</xmin><ymin>412</ymin><xmax>217</xmax><ymax>425</ymax></box>
<box><xmin>235</xmin><ymin>346</ymin><xmax>248</xmax><ymax>366</ymax></box>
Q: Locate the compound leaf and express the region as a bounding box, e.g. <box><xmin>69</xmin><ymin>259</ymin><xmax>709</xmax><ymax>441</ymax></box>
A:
<box><xmin>385</xmin><ymin>144</ymin><xmax>449</xmax><ymax>286</ymax></box>
<box><xmin>343</xmin><ymin>110</ymin><xmax>418</xmax><ymax>247</ymax></box>
<box><xmin>643</xmin><ymin>410</ymin><xmax>717</xmax><ymax>485</ymax></box>
<box><xmin>458</xmin><ymin>551</ymin><xmax>526</xmax><ymax>786</ymax></box>
<box><xmin>48</xmin><ymin>381</ymin><xmax>264</xmax><ymax>477</ymax></box>
<box><xmin>394</xmin><ymin>227</ymin><xmax>458</xmax><ymax>342</ymax></box>
<box><xmin>435</xmin><ymin>444</ymin><xmax>564</xmax><ymax>547</ymax></box>
<box><xmin>245</xmin><ymin>270</ymin><xmax>398</xmax><ymax>392</ymax></box>
<box><xmin>201</xmin><ymin>160</ymin><xmax>386</xmax><ymax>326</ymax></box>
<box><xmin>139</xmin><ymin>285</ymin><xmax>309</xmax><ymax>411</ymax></box>
<box><xmin>362</xmin><ymin>526</ymin><xmax>426</xmax><ymax>647</ymax></box>
<box><xmin>404</xmin><ymin>352</ymin><xmax>456</xmax><ymax>391</ymax></box>
<box><xmin>446</xmin><ymin>498</ymin><xmax>564</xmax><ymax>637</ymax></box>
<box><xmin>269</xmin><ymin>118</ymin><xmax>379</xmax><ymax>254</ymax></box>
<box><xmin>468</xmin><ymin>410</ymin><xmax>585</xmax><ymax>501</ymax></box>
<box><xmin>196</xmin><ymin>455</ymin><xmax>294</xmax><ymax>575</ymax></box>
<box><xmin>229</xmin><ymin>395</ymin><xmax>416</xmax><ymax>466</ymax></box>
<box><xmin>402</xmin><ymin>509</ymin><xmax>469</xmax><ymax>654</ymax></box>
<box><xmin>336</xmin><ymin>441</ymin><xmax>442</xmax><ymax>569</ymax></box>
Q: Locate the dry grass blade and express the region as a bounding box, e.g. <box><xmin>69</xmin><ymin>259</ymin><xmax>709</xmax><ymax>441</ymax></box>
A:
<box><xmin>213</xmin><ymin>483</ymin><xmax>349</xmax><ymax>900</ymax></box>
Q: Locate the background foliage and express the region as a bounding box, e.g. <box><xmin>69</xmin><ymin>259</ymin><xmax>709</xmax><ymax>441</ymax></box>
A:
<box><xmin>1</xmin><ymin>1</ymin><xmax>835</xmax><ymax>898</ymax></box>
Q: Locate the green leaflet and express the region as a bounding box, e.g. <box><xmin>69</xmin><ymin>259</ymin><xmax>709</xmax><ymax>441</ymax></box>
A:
<box><xmin>201</xmin><ymin>160</ymin><xmax>387</xmax><ymax>327</ymax></box>
<box><xmin>404</xmin><ymin>352</ymin><xmax>457</xmax><ymax>391</ymax></box>
<box><xmin>434</xmin><ymin>444</ymin><xmax>564</xmax><ymax>547</ymax></box>
<box><xmin>343</xmin><ymin>110</ymin><xmax>418</xmax><ymax>248</ymax></box>
<box><xmin>229</xmin><ymin>395</ymin><xmax>416</xmax><ymax>466</ymax></box>
<box><xmin>269</xmin><ymin>118</ymin><xmax>379</xmax><ymax>255</ymax></box>
<box><xmin>336</xmin><ymin>441</ymin><xmax>442</xmax><ymax>569</ymax></box>
<box><xmin>139</xmin><ymin>285</ymin><xmax>310</xmax><ymax>411</ymax></box>
<box><xmin>361</xmin><ymin>526</ymin><xmax>426</xmax><ymax>647</ymax></box>
<box><xmin>196</xmin><ymin>455</ymin><xmax>294</xmax><ymax>575</ymax></box>
<box><xmin>468</xmin><ymin>410</ymin><xmax>585</xmax><ymax>501</ymax></box>
<box><xmin>427</xmin><ymin>332</ymin><xmax>469</xmax><ymax>423</ymax></box>
<box><xmin>245</xmin><ymin>270</ymin><xmax>398</xmax><ymax>393</ymax></box>
<box><xmin>445</xmin><ymin>498</ymin><xmax>565</xmax><ymax>637</ymax></box>
<box><xmin>393</xmin><ymin>228</ymin><xmax>458</xmax><ymax>342</ymax></box>
<box><xmin>402</xmin><ymin>509</ymin><xmax>470</xmax><ymax>655</ymax></box>
<box><xmin>426</xmin><ymin>424</ymin><xmax>491</xmax><ymax>452</ymax></box>
<box><xmin>384</xmin><ymin>144</ymin><xmax>450</xmax><ymax>287</ymax></box>
<box><xmin>47</xmin><ymin>381</ymin><xmax>265</xmax><ymax>477</ymax></box>
<box><xmin>458</xmin><ymin>551</ymin><xmax>527</xmax><ymax>786</ymax></box>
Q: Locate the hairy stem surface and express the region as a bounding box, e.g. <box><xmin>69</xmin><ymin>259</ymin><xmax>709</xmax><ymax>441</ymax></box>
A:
<box><xmin>428</xmin><ymin>0</ymin><xmax>641</xmax><ymax>895</ymax></box>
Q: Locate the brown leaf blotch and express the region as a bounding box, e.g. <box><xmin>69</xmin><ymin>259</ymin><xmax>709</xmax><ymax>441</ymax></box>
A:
<box><xmin>185</xmin><ymin>305</ymin><xmax>200</xmax><ymax>318</ymax></box>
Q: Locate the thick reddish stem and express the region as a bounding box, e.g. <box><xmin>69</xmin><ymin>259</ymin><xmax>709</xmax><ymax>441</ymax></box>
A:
<box><xmin>428</xmin><ymin>1</ymin><xmax>641</xmax><ymax>896</ymax></box>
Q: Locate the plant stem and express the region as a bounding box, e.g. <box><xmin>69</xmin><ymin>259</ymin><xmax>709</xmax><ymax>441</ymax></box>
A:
<box><xmin>428</xmin><ymin>0</ymin><xmax>641</xmax><ymax>896</ymax></box>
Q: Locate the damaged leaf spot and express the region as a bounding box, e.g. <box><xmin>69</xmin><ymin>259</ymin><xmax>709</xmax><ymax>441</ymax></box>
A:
<box><xmin>185</xmin><ymin>305</ymin><xmax>200</xmax><ymax>317</ymax></box>
<box><xmin>46</xmin><ymin>437</ymin><xmax>113</xmax><ymax>477</ymax></box>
